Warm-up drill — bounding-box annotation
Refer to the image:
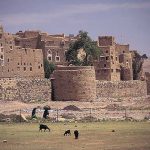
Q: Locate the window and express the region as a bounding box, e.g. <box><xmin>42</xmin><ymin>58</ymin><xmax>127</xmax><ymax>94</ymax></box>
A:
<box><xmin>48</xmin><ymin>56</ymin><xmax>52</xmax><ymax>61</ymax></box>
<box><xmin>47</xmin><ymin>50</ymin><xmax>52</xmax><ymax>62</ymax></box>
<box><xmin>104</xmin><ymin>64</ymin><xmax>106</xmax><ymax>67</ymax></box>
<box><xmin>111</xmin><ymin>56</ymin><xmax>113</xmax><ymax>60</ymax></box>
<box><xmin>0</xmin><ymin>43</ymin><xmax>2</xmax><ymax>46</ymax></box>
<box><xmin>111</xmin><ymin>69</ymin><xmax>113</xmax><ymax>72</ymax></box>
<box><xmin>18</xmin><ymin>63</ymin><xmax>19</xmax><ymax>65</ymax></box>
<box><xmin>106</xmin><ymin>50</ymin><xmax>108</xmax><ymax>53</ymax></box>
<box><xmin>0</xmin><ymin>55</ymin><xmax>3</xmax><ymax>59</ymax></box>
<box><xmin>7</xmin><ymin>58</ymin><xmax>9</xmax><ymax>62</ymax></box>
<box><xmin>30</xmin><ymin>67</ymin><xmax>32</xmax><ymax>71</ymax></box>
<box><xmin>106</xmin><ymin>56</ymin><xmax>109</xmax><ymax>60</ymax></box>
<box><xmin>38</xmin><ymin>66</ymin><xmax>40</xmax><ymax>69</ymax></box>
<box><xmin>123</xmin><ymin>51</ymin><xmax>125</xmax><ymax>53</ymax></box>
<box><xmin>55</xmin><ymin>56</ymin><xmax>60</xmax><ymax>62</ymax></box>
<box><xmin>10</xmin><ymin>46</ymin><xmax>13</xmax><ymax>50</ymax></box>
<box><xmin>24</xmin><ymin>67</ymin><xmax>26</xmax><ymax>71</ymax></box>
<box><xmin>41</xmin><ymin>64</ymin><xmax>43</xmax><ymax>67</ymax></box>
<box><xmin>55</xmin><ymin>51</ymin><xmax>60</xmax><ymax>62</ymax></box>
<box><xmin>116</xmin><ymin>57</ymin><xmax>118</xmax><ymax>61</ymax></box>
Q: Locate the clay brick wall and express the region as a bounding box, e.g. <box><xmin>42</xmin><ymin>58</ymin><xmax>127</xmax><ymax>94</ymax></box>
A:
<box><xmin>96</xmin><ymin>80</ymin><xmax>147</xmax><ymax>98</ymax></box>
<box><xmin>0</xmin><ymin>78</ymin><xmax>51</xmax><ymax>102</ymax></box>
<box><xmin>119</xmin><ymin>53</ymin><xmax>133</xmax><ymax>80</ymax></box>
<box><xmin>116</xmin><ymin>44</ymin><xmax>130</xmax><ymax>54</ymax></box>
<box><xmin>15</xmin><ymin>37</ymin><xmax>39</xmax><ymax>49</ymax></box>
<box><xmin>52</xmin><ymin>66</ymin><xmax>96</xmax><ymax>101</ymax></box>
<box><xmin>98</xmin><ymin>36</ymin><xmax>114</xmax><ymax>46</ymax></box>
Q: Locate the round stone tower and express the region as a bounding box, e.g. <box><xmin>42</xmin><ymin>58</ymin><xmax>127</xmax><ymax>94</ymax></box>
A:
<box><xmin>52</xmin><ymin>66</ymin><xmax>96</xmax><ymax>101</ymax></box>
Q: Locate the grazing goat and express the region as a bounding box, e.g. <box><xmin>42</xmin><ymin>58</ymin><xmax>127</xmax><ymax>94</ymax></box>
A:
<box><xmin>74</xmin><ymin>130</ymin><xmax>79</xmax><ymax>139</ymax></box>
<box><xmin>39</xmin><ymin>124</ymin><xmax>50</xmax><ymax>132</ymax></box>
<box><xmin>64</xmin><ymin>130</ymin><xmax>71</xmax><ymax>136</ymax></box>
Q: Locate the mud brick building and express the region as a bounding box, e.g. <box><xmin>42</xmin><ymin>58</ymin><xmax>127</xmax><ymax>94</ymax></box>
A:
<box><xmin>0</xmin><ymin>26</ymin><xmax>44</xmax><ymax>78</ymax></box>
<box><xmin>94</xmin><ymin>36</ymin><xmax>133</xmax><ymax>81</ymax></box>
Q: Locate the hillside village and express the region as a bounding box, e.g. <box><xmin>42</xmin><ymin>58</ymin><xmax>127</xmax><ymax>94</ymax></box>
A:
<box><xmin>0</xmin><ymin>25</ymin><xmax>150</xmax><ymax>121</ymax></box>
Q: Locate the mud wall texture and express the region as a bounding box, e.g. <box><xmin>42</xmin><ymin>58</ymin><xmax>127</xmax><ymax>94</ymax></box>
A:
<box><xmin>52</xmin><ymin>66</ymin><xmax>96</xmax><ymax>101</ymax></box>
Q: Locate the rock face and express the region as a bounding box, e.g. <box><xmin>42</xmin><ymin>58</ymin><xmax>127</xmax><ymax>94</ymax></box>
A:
<box><xmin>52</xmin><ymin>66</ymin><xmax>96</xmax><ymax>101</ymax></box>
<box><xmin>0</xmin><ymin>78</ymin><xmax>51</xmax><ymax>102</ymax></box>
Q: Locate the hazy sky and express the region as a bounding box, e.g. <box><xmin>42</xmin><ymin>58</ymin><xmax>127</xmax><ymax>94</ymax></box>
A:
<box><xmin>0</xmin><ymin>0</ymin><xmax>150</xmax><ymax>56</ymax></box>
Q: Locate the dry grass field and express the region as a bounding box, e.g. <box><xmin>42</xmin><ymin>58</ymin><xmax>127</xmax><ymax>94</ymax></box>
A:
<box><xmin>0</xmin><ymin>121</ymin><xmax>150</xmax><ymax>150</ymax></box>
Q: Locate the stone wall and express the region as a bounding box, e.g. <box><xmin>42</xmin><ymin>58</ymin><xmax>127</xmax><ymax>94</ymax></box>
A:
<box><xmin>145</xmin><ymin>72</ymin><xmax>150</xmax><ymax>95</ymax></box>
<box><xmin>96</xmin><ymin>80</ymin><xmax>147</xmax><ymax>98</ymax></box>
<box><xmin>0</xmin><ymin>78</ymin><xmax>51</xmax><ymax>102</ymax></box>
<box><xmin>52</xmin><ymin>66</ymin><xmax>96</xmax><ymax>101</ymax></box>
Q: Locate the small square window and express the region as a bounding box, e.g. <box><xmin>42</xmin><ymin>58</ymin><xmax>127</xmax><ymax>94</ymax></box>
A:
<box><xmin>55</xmin><ymin>56</ymin><xmax>60</xmax><ymax>62</ymax></box>
<box><xmin>48</xmin><ymin>56</ymin><xmax>52</xmax><ymax>61</ymax></box>
<box><xmin>106</xmin><ymin>56</ymin><xmax>109</xmax><ymax>60</ymax></box>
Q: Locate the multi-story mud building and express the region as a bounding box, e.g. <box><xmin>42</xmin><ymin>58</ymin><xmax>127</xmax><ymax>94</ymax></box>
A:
<box><xmin>0</xmin><ymin>26</ymin><xmax>44</xmax><ymax>78</ymax></box>
<box><xmin>94</xmin><ymin>36</ymin><xmax>133</xmax><ymax>81</ymax></box>
<box><xmin>15</xmin><ymin>30</ymin><xmax>77</xmax><ymax>65</ymax></box>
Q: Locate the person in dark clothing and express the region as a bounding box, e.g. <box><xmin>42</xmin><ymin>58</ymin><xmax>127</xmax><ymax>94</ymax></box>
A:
<box><xmin>43</xmin><ymin>108</ymin><xmax>49</xmax><ymax>119</ymax></box>
<box><xmin>31</xmin><ymin>107</ymin><xmax>37</xmax><ymax>118</ymax></box>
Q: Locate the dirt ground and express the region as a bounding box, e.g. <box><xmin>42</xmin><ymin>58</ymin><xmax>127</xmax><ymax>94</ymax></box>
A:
<box><xmin>0</xmin><ymin>96</ymin><xmax>150</xmax><ymax>121</ymax></box>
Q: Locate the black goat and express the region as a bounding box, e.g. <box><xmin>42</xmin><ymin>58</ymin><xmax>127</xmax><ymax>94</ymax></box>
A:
<box><xmin>64</xmin><ymin>130</ymin><xmax>71</xmax><ymax>136</ymax></box>
<box><xmin>39</xmin><ymin>124</ymin><xmax>50</xmax><ymax>132</ymax></box>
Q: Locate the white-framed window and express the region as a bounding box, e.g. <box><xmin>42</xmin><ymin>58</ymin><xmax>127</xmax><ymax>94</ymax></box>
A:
<box><xmin>55</xmin><ymin>51</ymin><xmax>60</xmax><ymax>62</ymax></box>
<box><xmin>47</xmin><ymin>50</ymin><xmax>52</xmax><ymax>62</ymax></box>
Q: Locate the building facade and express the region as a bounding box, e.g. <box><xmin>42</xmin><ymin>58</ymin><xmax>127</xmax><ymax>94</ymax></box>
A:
<box><xmin>94</xmin><ymin>36</ymin><xmax>133</xmax><ymax>81</ymax></box>
<box><xmin>0</xmin><ymin>26</ymin><xmax>44</xmax><ymax>78</ymax></box>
